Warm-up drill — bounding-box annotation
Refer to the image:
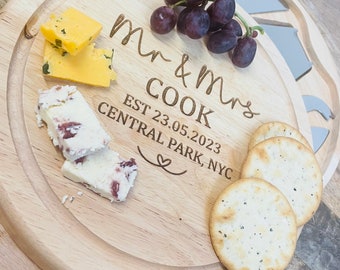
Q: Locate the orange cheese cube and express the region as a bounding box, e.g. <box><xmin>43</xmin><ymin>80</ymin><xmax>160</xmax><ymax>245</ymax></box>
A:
<box><xmin>42</xmin><ymin>41</ymin><xmax>116</xmax><ymax>87</ymax></box>
<box><xmin>40</xmin><ymin>8</ymin><xmax>102</xmax><ymax>55</ymax></box>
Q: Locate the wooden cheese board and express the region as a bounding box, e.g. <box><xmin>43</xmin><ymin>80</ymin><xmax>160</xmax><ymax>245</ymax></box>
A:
<box><xmin>0</xmin><ymin>0</ymin><xmax>339</xmax><ymax>269</ymax></box>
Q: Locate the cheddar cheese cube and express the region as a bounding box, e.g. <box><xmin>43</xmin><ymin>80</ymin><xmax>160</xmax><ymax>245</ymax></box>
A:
<box><xmin>40</xmin><ymin>8</ymin><xmax>102</xmax><ymax>55</ymax></box>
<box><xmin>42</xmin><ymin>41</ymin><xmax>116</xmax><ymax>87</ymax></box>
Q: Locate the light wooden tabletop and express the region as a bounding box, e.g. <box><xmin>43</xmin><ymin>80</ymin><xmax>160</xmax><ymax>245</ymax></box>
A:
<box><xmin>0</xmin><ymin>0</ymin><xmax>339</xmax><ymax>269</ymax></box>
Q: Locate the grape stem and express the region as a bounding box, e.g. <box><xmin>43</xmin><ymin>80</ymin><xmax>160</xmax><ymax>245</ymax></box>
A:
<box><xmin>174</xmin><ymin>0</ymin><xmax>187</xmax><ymax>6</ymax></box>
<box><xmin>234</xmin><ymin>11</ymin><xmax>264</xmax><ymax>37</ymax></box>
<box><xmin>169</xmin><ymin>0</ymin><xmax>186</xmax><ymax>7</ymax></box>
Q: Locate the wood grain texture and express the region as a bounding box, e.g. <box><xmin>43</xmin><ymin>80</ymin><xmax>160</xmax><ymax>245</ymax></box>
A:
<box><xmin>0</xmin><ymin>0</ymin><xmax>339</xmax><ymax>269</ymax></box>
<box><xmin>0</xmin><ymin>224</ymin><xmax>38</xmax><ymax>270</ymax></box>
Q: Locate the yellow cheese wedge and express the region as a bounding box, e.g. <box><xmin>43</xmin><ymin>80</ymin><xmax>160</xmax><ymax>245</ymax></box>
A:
<box><xmin>40</xmin><ymin>8</ymin><xmax>102</xmax><ymax>55</ymax></box>
<box><xmin>42</xmin><ymin>41</ymin><xmax>116</xmax><ymax>87</ymax></box>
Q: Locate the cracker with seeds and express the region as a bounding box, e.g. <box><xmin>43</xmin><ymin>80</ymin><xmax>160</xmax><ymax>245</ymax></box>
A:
<box><xmin>248</xmin><ymin>121</ymin><xmax>311</xmax><ymax>150</ymax></box>
<box><xmin>210</xmin><ymin>178</ymin><xmax>297</xmax><ymax>270</ymax></box>
<box><xmin>241</xmin><ymin>136</ymin><xmax>322</xmax><ymax>226</ymax></box>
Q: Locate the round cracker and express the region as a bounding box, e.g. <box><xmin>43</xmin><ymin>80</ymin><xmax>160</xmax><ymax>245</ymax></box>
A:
<box><xmin>241</xmin><ymin>136</ymin><xmax>322</xmax><ymax>226</ymax></box>
<box><xmin>248</xmin><ymin>121</ymin><xmax>311</xmax><ymax>150</ymax></box>
<box><xmin>210</xmin><ymin>178</ymin><xmax>297</xmax><ymax>270</ymax></box>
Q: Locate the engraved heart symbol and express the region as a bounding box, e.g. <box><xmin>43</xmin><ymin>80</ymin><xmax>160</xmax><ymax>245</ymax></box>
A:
<box><xmin>156</xmin><ymin>154</ymin><xmax>171</xmax><ymax>167</ymax></box>
<box><xmin>137</xmin><ymin>146</ymin><xmax>187</xmax><ymax>176</ymax></box>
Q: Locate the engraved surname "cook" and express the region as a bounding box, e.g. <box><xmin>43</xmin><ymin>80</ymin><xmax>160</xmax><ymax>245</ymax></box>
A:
<box><xmin>146</xmin><ymin>77</ymin><xmax>214</xmax><ymax>128</ymax></box>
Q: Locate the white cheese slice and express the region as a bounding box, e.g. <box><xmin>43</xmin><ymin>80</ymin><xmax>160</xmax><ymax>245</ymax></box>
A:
<box><xmin>62</xmin><ymin>147</ymin><xmax>137</xmax><ymax>202</ymax></box>
<box><xmin>36</xmin><ymin>85</ymin><xmax>111</xmax><ymax>161</ymax></box>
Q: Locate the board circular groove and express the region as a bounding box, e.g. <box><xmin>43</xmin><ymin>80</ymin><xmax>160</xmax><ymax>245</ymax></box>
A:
<box><xmin>1</xmin><ymin>0</ymin><xmax>339</xmax><ymax>269</ymax></box>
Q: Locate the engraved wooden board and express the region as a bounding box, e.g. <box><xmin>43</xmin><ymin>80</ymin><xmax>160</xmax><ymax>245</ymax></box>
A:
<box><xmin>0</xmin><ymin>0</ymin><xmax>339</xmax><ymax>269</ymax></box>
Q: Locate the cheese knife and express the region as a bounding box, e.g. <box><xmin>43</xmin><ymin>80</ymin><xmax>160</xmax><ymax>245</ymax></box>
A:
<box><xmin>302</xmin><ymin>95</ymin><xmax>335</xmax><ymax>121</ymax></box>
<box><xmin>302</xmin><ymin>95</ymin><xmax>334</xmax><ymax>152</ymax></box>
<box><xmin>256</xmin><ymin>21</ymin><xmax>313</xmax><ymax>80</ymax></box>
<box><xmin>236</xmin><ymin>0</ymin><xmax>288</xmax><ymax>14</ymax></box>
<box><xmin>310</xmin><ymin>126</ymin><xmax>330</xmax><ymax>153</ymax></box>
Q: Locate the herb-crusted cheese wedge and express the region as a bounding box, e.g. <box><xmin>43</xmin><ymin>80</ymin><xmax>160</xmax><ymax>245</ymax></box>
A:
<box><xmin>210</xmin><ymin>178</ymin><xmax>297</xmax><ymax>270</ymax></box>
<box><xmin>42</xmin><ymin>42</ymin><xmax>116</xmax><ymax>87</ymax></box>
<box><xmin>40</xmin><ymin>7</ymin><xmax>102</xmax><ymax>55</ymax></box>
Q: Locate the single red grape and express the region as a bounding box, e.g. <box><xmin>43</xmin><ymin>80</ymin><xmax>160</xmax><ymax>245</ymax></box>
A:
<box><xmin>222</xmin><ymin>19</ymin><xmax>242</xmax><ymax>36</ymax></box>
<box><xmin>231</xmin><ymin>37</ymin><xmax>257</xmax><ymax>68</ymax></box>
<box><xmin>207</xmin><ymin>30</ymin><xmax>237</xmax><ymax>53</ymax></box>
<box><xmin>184</xmin><ymin>7</ymin><xmax>210</xmax><ymax>39</ymax></box>
<box><xmin>177</xmin><ymin>7</ymin><xmax>192</xmax><ymax>34</ymax></box>
<box><xmin>207</xmin><ymin>0</ymin><xmax>235</xmax><ymax>25</ymax></box>
<box><xmin>150</xmin><ymin>6</ymin><xmax>177</xmax><ymax>34</ymax></box>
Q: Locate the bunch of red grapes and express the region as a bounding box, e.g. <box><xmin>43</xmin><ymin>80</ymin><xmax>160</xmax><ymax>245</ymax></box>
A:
<box><xmin>150</xmin><ymin>0</ymin><xmax>264</xmax><ymax>68</ymax></box>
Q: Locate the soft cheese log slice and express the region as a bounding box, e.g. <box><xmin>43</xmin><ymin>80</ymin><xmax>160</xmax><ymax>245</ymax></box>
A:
<box><xmin>62</xmin><ymin>148</ymin><xmax>137</xmax><ymax>202</ymax></box>
<box><xmin>248</xmin><ymin>121</ymin><xmax>311</xmax><ymax>150</ymax></box>
<box><xmin>36</xmin><ymin>85</ymin><xmax>111</xmax><ymax>161</ymax></box>
<box><xmin>241</xmin><ymin>136</ymin><xmax>323</xmax><ymax>226</ymax></box>
<box><xmin>40</xmin><ymin>8</ymin><xmax>102</xmax><ymax>55</ymax></box>
<box><xmin>42</xmin><ymin>42</ymin><xmax>116</xmax><ymax>87</ymax></box>
<box><xmin>210</xmin><ymin>178</ymin><xmax>297</xmax><ymax>270</ymax></box>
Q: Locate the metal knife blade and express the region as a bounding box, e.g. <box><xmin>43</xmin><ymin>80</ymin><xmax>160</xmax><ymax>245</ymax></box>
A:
<box><xmin>311</xmin><ymin>126</ymin><xmax>329</xmax><ymax>153</ymax></box>
<box><xmin>303</xmin><ymin>95</ymin><xmax>335</xmax><ymax>121</ymax></box>
<box><xmin>236</xmin><ymin>0</ymin><xmax>288</xmax><ymax>14</ymax></box>
<box><xmin>259</xmin><ymin>23</ymin><xmax>313</xmax><ymax>80</ymax></box>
